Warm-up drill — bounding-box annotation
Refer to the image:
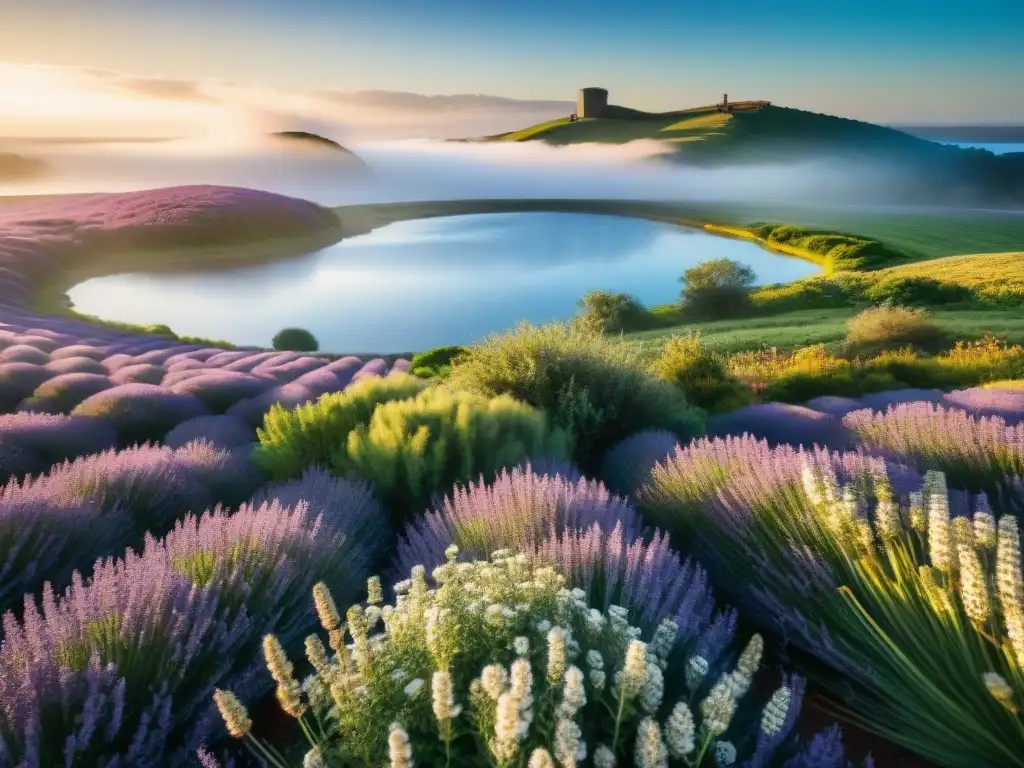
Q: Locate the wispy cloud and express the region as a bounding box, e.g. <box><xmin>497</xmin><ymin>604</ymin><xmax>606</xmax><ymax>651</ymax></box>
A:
<box><xmin>0</xmin><ymin>61</ymin><xmax>575</xmax><ymax>142</ymax></box>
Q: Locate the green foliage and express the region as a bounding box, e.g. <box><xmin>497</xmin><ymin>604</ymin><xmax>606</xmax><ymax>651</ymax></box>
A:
<box><xmin>441</xmin><ymin>322</ymin><xmax>705</xmax><ymax>472</ymax></box>
<box><xmin>409</xmin><ymin>346</ymin><xmax>467</xmax><ymax>379</ymax></box>
<box><xmin>332</xmin><ymin>388</ymin><xmax>570</xmax><ymax>525</ymax></box>
<box><xmin>844</xmin><ymin>305</ymin><xmax>950</xmax><ymax>358</ymax></box>
<box><xmin>862</xmin><ymin>275</ymin><xmax>974</xmax><ymax>307</ymax></box>
<box><xmin>747</xmin><ymin>223</ymin><xmax>912</xmax><ymax>271</ymax></box>
<box><xmin>576</xmin><ymin>291</ymin><xmax>650</xmax><ymax>334</ymax></box>
<box><xmin>678</xmin><ymin>258</ymin><xmax>756</xmax><ymax>320</ymax></box>
<box><xmin>272</xmin><ymin>327</ymin><xmax>319</xmax><ymax>352</ymax></box>
<box><xmin>253</xmin><ymin>374</ymin><xmax>430</xmax><ymax>481</ymax></box>
<box><xmin>223</xmin><ymin>554</ymin><xmax>779</xmax><ymax>768</ymax></box>
<box><xmin>651</xmin><ymin>333</ymin><xmax>752</xmax><ymax>412</ymax></box>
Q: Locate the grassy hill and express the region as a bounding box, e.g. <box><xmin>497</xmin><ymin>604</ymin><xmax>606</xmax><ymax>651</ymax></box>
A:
<box><xmin>475</xmin><ymin>103</ymin><xmax>1024</xmax><ymax>206</ymax></box>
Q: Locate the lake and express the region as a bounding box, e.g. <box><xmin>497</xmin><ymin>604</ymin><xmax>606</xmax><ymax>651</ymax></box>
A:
<box><xmin>68</xmin><ymin>212</ymin><xmax>820</xmax><ymax>353</ymax></box>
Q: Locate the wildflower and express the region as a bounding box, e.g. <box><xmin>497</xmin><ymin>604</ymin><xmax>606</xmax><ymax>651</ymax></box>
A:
<box><xmin>593</xmin><ymin>745</ymin><xmax>617</xmax><ymax>768</ymax></box>
<box><xmin>648</xmin><ymin>619</ymin><xmax>678</xmax><ymax>666</ymax></box>
<box><xmin>393</xmin><ymin>578</ymin><xmax>413</xmax><ymax>595</ymax></box>
<box><xmin>590</xmin><ymin>668</ymin><xmax>607</xmax><ymax>691</ymax></box>
<box><xmin>927</xmin><ymin>483</ymin><xmax>952</xmax><ymax>573</ymax></box>
<box><xmin>997</xmin><ymin>516</ymin><xmax>1023</xmax><ymax>609</ymax></box>
<box><xmin>510</xmin><ymin>658</ymin><xmax>535</xmax><ymax>710</ymax></box>
<box><xmin>984</xmin><ymin>672</ymin><xmax>1019</xmax><ymax>714</ymax></box>
<box><xmin>735</xmin><ymin>634</ymin><xmax>763</xmax><ymax>681</ymax></box>
<box><xmin>537</xmin><ymin>619</ymin><xmax>553</xmax><ymax>633</ymax></box>
<box><xmin>305</xmin><ymin>634</ymin><xmax>329</xmax><ymax>673</ymax></box>
<box><xmin>367</xmin><ymin>575</ymin><xmax>384</xmax><ymax>605</ymax></box>
<box><xmin>621</xmin><ymin>640</ymin><xmax>647</xmax><ymax>699</ymax></box>
<box><xmin>561</xmin><ymin>665</ymin><xmax>587</xmax><ymax>717</ymax></box>
<box><xmin>404</xmin><ymin>678</ymin><xmax>425</xmax><ymax>698</ymax></box>
<box><xmin>640</xmin><ymin>663</ymin><xmax>664</xmax><ymax>714</ymax></box>
<box><xmin>953</xmin><ymin>517</ymin><xmax>990</xmax><ymax>626</ymax></box>
<box><xmin>634</xmin><ymin>717</ymin><xmax>668</xmax><ymax>768</ymax></box>
<box><xmin>481</xmin><ymin>664</ymin><xmax>508</xmax><ymax>699</ymax></box>
<box><xmin>685</xmin><ymin>655</ymin><xmax>709</xmax><ymax>692</ymax></box>
<box><xmin>303</xmin><ymin>748</ymin><xmax>325</xmax><ymax>768</ymax></box>
<box><xmin>974</xmin><ymin>509</ymin><xmax>997</xmax><ymax>549</ymax></box>
<box><xmin>586</xmin><ymin>609</ymin><xmax>605</xmax><ymax>632</ymax></box>
<box><xmin>555</xmin><ymin>717</ymin><xmax>587</xmax><ymax>766</ymax></box>
<box><xmin>444</xmin><ymin>543</ymin><xmax>459</xmax><ymax>561</ymax></box>
<box><xmin>514</xmin><ymin>636</ymin><xmax>530</xmax><ymax>656</ymax></box>
<box><xmin>493</xmin><ymin>691</ymin><xmax>527</xmax><ymax>761</ymax></box>
<box><xmin>586</xmin><ymin>650</ymin><xmax>604</xmax><ymax>670</ymax></box>
<box><xmin>389</xmin><ymin>722</ymin><xmax>414</xmax><ymax>768</ymax></box>
<box><xmin>312</xmin><ymin>582</ymin><xmax>341</xmax><ymax>631</ymax></box>
<box><xmin>909</xmin><ymin>492</ymin><xmax>926</xmax><ymax>533</ymax></box>
<box><xmin>432</xmin><ymin>670</ymin><xmax>460</xmax><ymax>721</ymax></box>
<box><xmin>547</xmin><ymin>627</ymin><xmax>567</xmax><ymax>686</ymax></box>
<box><xmin>528</xmin><ymin>748</ymin><xmax>555</xmax><ymax>768</ymax></box>
<box><xmin>700</xmin><ymin>676</ymin><xmax>738</xmax><ymax>737</ymax></box>
<box><xmin>714</xmin><ymin>740</ymin><xmax>738</xmax><ymax>766</ymax></box>
<box><xmin>760</xmin><ymin>685</ymin><xmax>791</xmax><ymax>737</ymax></box>
<box><xmin>214</xmin><ymin>689</ymin><xmax>252</xmax><ymax>738</ymax></box>
<box><xmin>664</xmin><ymin>701</ymin><xmax>695</xmax><ymax>758</ymax></box>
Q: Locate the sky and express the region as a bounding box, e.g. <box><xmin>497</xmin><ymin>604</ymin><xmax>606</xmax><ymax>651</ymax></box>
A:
<box><xmin>2</xmin><ymin>0</ymin><xmax>1023</xmax><ymax>140</ymax></box>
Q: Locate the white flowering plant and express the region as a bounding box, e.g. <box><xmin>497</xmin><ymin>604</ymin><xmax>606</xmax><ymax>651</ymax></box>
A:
<box><xmin>215</xmin><ymin>548</ymin><xmax>807</xmax><ymax>767</ymax></box>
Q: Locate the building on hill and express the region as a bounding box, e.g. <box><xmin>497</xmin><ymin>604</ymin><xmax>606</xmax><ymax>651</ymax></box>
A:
<box><xmin>577</xmin><ymin>87</ymin><xmax>609</xmax><ymax>119</ymax></box>
<box><xmin>717</xmin><ymin>93</ymin><xmax>771</xmax><ymax>113</ymax></box>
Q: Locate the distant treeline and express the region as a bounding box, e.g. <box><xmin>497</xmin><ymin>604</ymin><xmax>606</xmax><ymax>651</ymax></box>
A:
<box><xmin>896</xmin><ymin>125</ymin><xmax>1024</xmax><ymax>143</ymax></box>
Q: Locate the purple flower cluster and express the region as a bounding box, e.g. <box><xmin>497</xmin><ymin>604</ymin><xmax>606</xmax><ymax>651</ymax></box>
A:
<box><xmin>0</xmin><ymin>489</ymin><xmax>382</xmax><ymax>766</ymax></box>
<box><xmin>0</xmin><ymin>412</ymin><xmax>117</xmax><ymax>480</ymax></box>
<box><xmin>843</xmin><ymin>402</ymin><xmax>1024</xmax><ymax>511</ymax></box>
<box><xmin>600</xmin><ymin>429</ymin><xmax>679</xmax><ymax>497</ymax></box>
<box><xmin>396</xmin><ymin>462</ymin><xmax>730</xmax><ymax>649</ymax></box>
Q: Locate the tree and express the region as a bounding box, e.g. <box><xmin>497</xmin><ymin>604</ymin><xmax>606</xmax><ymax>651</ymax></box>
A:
<box><xmin>576</xmin><ymin>291</ymin><xmax>649</xmax><ymax>334</ymax></box>
<box><xmin>679</xmin><ymin>258</ymin><xmax>757</xmax><ymax>320</ymax></box>
<box><xmin>272</xmin><ymin>327</ymin><xmax>319</xmax><ymax>352</ymax></box>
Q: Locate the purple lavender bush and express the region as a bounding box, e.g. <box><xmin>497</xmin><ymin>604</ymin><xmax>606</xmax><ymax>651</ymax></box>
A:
<box><xmin>49</xmin><ymin>344</ymin><xmax>106</xmax><ymax>362</ymax></box>
<box><xmin>707</xmin><ymin>402</ymin><xmax>853</xmax><ymax>450</ymax></box>
<box><xmin>0</xmin><ymin>412</ymin><xmax>118</xmax><ymax>477</ymax></box>
<box><xmin>0</xmin><ymin>363</ymin><xmax>52</xmax><ymax>410</ymax></box>
<box><xmin>601</xmin><ymin>429</ymin><xmax>680</xmax><ymax>497</ymax></box>
<box><xmin>169</xmin><ymin>371</ymin><xmax>274</xmax><ymax>413</ymax></box>
<box><xmin>172</xmin><ymin>439</ymin><xmax>266</xmax><ymax>508</ymax></box>
<box><xmin>73</xmin><ymin>383</ymin><xmax>209</xmax><ymax>447</ymax></box>
<box><xmin>17</xmin><ymin>372</ymin><xmax>114</xmax><ymax>414</ymax></box>
<box><xmin>0</xmin><ymin>472</ymin><xmax>124</xmax><ymax>618</ymax></box>
<box><xmin>0</xmin><ymin>493</ymin><xmax>378</xmax><ymax>766</ymax></box>
<box><xmin>43</xmin><ymin>355</ymin><xmax>109</xmax><ymax>376</ymax></box>
<box><xmin>843</xmin><ymin>403</ymin><xmax>1024</xmax><ymax>513</ymax></box>
<box><xmin>944</xmin><ymin>386</ymin><xmax>1024</xmax><ymax>426</ymax></box>
<box><xmin>109</xmin><ymin>363</ymin><xmax>168</xmax><ymax>385</ymax></box>
<box><xmin>0</xmin><ymin>344</ymin><xmax>51</xmax><ymax>366</ymax></box>
<box><xmin>47</xmin><ymin>443</ymin><xmax>213</xmax><ymax>541</ymax></box>
<box><xmin>163</xmin><ymin>414</ymin><xmax>256</xmax><ymax>450</ymax></box>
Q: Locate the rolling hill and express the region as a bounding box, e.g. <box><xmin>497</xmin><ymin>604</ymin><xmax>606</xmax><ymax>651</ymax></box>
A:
<box><xmin>473</xmin><ymin>102</ymin><xmax>1024</xmax><ymax>206</ymax></box>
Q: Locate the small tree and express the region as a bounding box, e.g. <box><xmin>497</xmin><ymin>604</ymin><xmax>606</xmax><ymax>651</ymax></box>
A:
<box><xmin>679</xmin><ymin>258</ymin><xmax>757</xmax><ymax>320</ymax></box>
<box><xmin>576</xmin><ymin>291</ymin><xmax>649</xmax><ymax>334</ymax></box>
<box><xmin>272</xmin><ymin>327</ymin><xmax>319</xmax><ymax>352</ymax></box>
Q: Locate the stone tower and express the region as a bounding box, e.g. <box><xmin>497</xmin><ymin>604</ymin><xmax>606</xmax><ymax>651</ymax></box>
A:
<box><xmin>577</xmin><ymin>87</ymin><xmax>609</xmax><ymax>119</ymax></box>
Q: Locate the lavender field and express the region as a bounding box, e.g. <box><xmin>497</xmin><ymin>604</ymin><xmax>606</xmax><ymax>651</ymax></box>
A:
<box><xmin>0</xmin><ymin>185</ymin><xmax>1023</xmax><ymax>768</ymax></box>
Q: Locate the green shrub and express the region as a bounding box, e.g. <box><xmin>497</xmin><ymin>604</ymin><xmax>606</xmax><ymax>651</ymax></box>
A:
<box><xmin>253</xmin><ymin>374</ymin><xmax>430</xmax><ymax>481</ymax></box>
<box><xmin>272</xmin><ymin>327</ymin><xmax>319</xmax><ymax>352</ymax></box>
<box><xmin>863</xmin><ymin>275</ymin><xmax>974</xmax><ymax>307</ymax></box>
<box><xmin>678</xmin><ymin>258</ymin><xmax>756</xmax><ymax>320</ymax></box>
<box><xmin>442</xmin><ymin>322</ymin><xmax>705</xmax><ymax>472</ymax></box>
<box><xmin>409</xmin><ymin>345</ymin><xmax>467</xmax><ymax>379</ymax></box>
<box><xmin>843</xmin><ymin>305</ymin><xmax>950</xmax><ymax>358</ymax></box>
<box><xmin>332</xmin><ymin>388</ymin><xmax>570</xmax><ymax>525</ymax></box>
<box><xmin>576</xmin><ymin>290</ymin><xmax>650</xmax><ymax>334</ymax></box>
<box><xmin>651</xmin><ymin>333</ymin><xmax>752</xmax><ymax>412</ymax></box>
<box><xmin>746</xmin><ymin>223</ymin><xmax>911</xmax><ymax>270</ymax></box>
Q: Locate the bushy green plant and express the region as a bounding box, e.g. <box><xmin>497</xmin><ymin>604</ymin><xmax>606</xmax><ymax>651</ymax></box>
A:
<box><xmin>577</xmin><ymin>291</ymin><xmax>651</xmax><ymax>334</ymax></box>
<box><xmin>253</xmin><ymin>374</ymin><xmax>430</xmax><ymax>481</ymax></box>
<box><xmin>410</xmin><ymin>346</ymin><xmax>468</xmax><ymax>379</ymax></box>
<box><xmin>651</xmin><ymin>333</ymin><xmax>752</xmax><ymax>413</ymax></box>
<box><xmin>843</xmin><ymin>305</ymin><xmax>950</xmax><ymax>358</ymax></box>
<box><xmin>272</xmin><ymin>327</ymin><xmax>319</xmax><ymax>352</ymax></box>
<box><xmin>217</xmin><ymin>552</ymin><xmax>804</xmax><ymax>768</ymax></box>
<box><xmin>678</xmin><ymin>259</ymin><xmax>756</xmax><ymax>320</ymax></box>
<box><xmin>863</xmin><ymin>275</ymin><xmax>974</xmax><ymax>307</ymax></box>
<box><xmin>442</xmin><ymin>322</ymin><xmax>705</xmax><ymax>472</ymax></box>
<box><xmin>332</xmin><ymin>388</ymin><xmax>570</xmax><ymax>525</ymax></box>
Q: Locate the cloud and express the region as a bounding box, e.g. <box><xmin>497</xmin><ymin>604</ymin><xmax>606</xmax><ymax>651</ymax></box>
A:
<box><xmin>0</xmin><ymin>61</ymin><xmax>575</xmax><ymax>142</ymax></box>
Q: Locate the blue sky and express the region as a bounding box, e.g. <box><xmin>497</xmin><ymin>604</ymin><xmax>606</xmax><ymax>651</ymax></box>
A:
<box><xmin>6</xmin><ymin>0</ymin><xmax>1024</xmax><ymax>123</ymax></box>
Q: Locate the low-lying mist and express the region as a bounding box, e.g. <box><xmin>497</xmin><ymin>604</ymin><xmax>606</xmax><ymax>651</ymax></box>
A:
<box><xmin>0</xmin><ymin>131</ymin><xmax>917</xmax><ymax>210</ymax></box>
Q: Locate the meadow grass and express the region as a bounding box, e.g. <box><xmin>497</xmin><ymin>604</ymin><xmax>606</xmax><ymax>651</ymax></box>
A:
<box><xmin>629</xmin><ymin>308</ymin><xmax>1024</xmax><ymax>356</ymax></box>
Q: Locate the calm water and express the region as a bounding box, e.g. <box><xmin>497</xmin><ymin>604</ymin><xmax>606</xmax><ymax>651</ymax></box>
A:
<box><xmin>69</xmin><ymin>212</ymin><xmax>820</xmax><ymax>353</ymax></box>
